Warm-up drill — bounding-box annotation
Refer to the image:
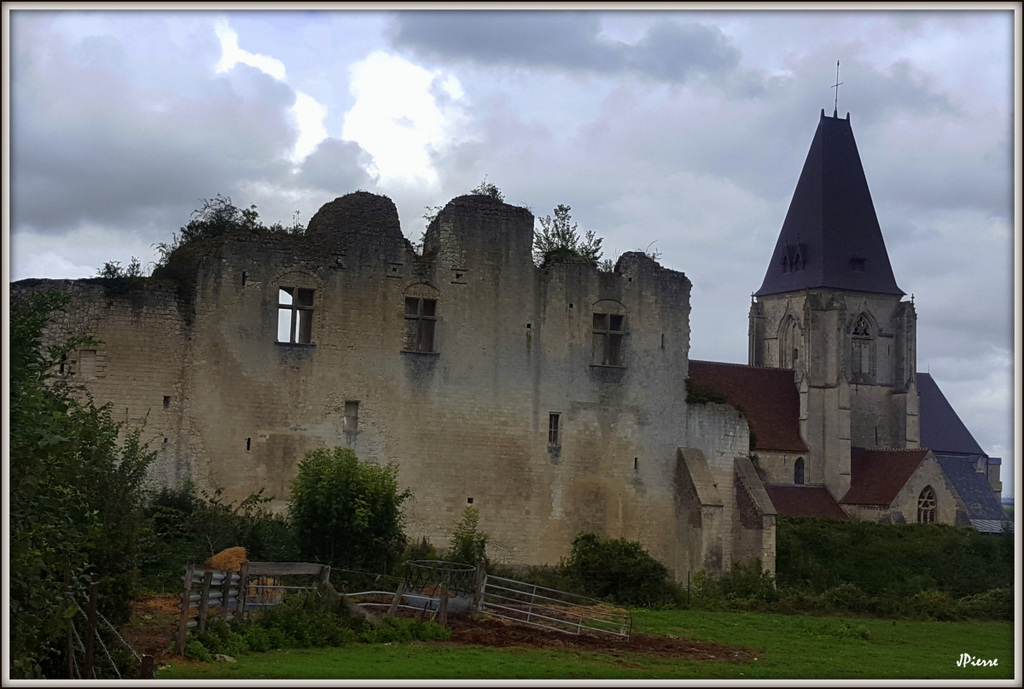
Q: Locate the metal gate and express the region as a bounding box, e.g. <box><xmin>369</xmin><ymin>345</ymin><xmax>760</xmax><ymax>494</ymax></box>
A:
<box><xmin>478</xmin><ymin>574</ymin><xmax>631</xmax><ymax>639</ymax></box>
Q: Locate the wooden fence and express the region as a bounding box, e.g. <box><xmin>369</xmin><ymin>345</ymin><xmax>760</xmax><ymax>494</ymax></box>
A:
<box><xmin>175</xmin><ymin>561</ymin><xmax>331</xmax><ymax>655</ymax></box>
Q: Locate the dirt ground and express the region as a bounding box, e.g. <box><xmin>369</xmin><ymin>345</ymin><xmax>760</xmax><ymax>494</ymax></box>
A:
<box><xmin>122</xmin><ymin>595</ymin><xmax>755</xmax><ymax>666</ymax></box>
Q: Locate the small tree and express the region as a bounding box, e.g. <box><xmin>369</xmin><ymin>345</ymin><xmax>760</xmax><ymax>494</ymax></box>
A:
<box><xmin>533</xmin><ymin>204</ymin><xmax>603</xmax><ymax>266</ymax></box>
<box><xmin>288</xmin><ymin>448</ymin><xmax>411</xmax><ymax>573</ymax></box>
<box><xmin>469</xmin><ymin>176</ymin><xmax>504</xmax><ymax>201</ymax></box>
<box><xmin>448</xmin><ymin>507</ymin><xmax>489</xmax><ymax>566</ymax></box>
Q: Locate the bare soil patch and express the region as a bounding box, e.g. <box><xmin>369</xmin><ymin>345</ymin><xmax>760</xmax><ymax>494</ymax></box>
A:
<box><xmin>122</xmin><ymin>595</ymin><xmax>755</xmax><ymax>665</ymax></box>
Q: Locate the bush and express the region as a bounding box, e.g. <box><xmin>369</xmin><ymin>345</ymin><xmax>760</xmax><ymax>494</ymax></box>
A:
<box><xmin>560</xmin><ymin>532</ymin><xmax>681</xmax><ymax>607</ymax></box>
<box><xmin>289</xmin><ymin>448</ymin><xmax>411</xmax><ymax>573</ymax></box>
<box><xmin>139</xmin><ymin>483</ymin><xmax>298</xmax><ymax>591</ymax></box>
<box><xmin>447</xmin><ymin>507</ymin><xmax>488</xmax><ymax>566</ymax></box>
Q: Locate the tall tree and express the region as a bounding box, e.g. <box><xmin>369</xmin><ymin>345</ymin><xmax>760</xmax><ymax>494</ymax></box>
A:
<box><xmin>9</xmin><ymin>292</ymin><xmax>155</xmax><ymax>677</ymax></box>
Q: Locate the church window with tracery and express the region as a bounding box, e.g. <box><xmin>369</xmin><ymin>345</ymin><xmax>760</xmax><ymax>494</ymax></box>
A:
<box><xmin>794</xmin><ymin>457</ymin><xmax>805</xmax><ymax>485</ymax></box>
<box><xmin>850</xmin><ymin>314</ymin><xmax>873</xmax><ymax>383</ymax></box>
<box><xmin>917</xmin><ymin>486</ymin><xmax>936</xmax><ymax>523</ymax></box>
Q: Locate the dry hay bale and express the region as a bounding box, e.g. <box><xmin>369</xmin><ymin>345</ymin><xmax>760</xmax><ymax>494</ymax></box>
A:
<box><xmin>204</xmin><ymin>546</ymin><xmax>247</xmax><ymax>571</ymax></box>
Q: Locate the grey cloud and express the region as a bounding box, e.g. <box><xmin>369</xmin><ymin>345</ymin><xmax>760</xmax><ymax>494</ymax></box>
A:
<box><xmin>390</xmin><ymin>11</ymin><xmax>741</xmax><ymax>83</ymax></box>
<box><xmin>293</xmin><ymin>138</ymin><xmax>378</xmax><ymax>192</ymax></box>
<box><xmin>10</xmin><ymin>17</ymin><xmax>299</xmax><ymax>240</ymax></box>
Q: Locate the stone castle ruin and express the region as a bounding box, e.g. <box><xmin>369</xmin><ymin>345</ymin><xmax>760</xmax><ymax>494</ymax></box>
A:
<box><xmin>16</xmin><ymin>190</ymin><xmax>774</xmax><ymax>579</ymax></box>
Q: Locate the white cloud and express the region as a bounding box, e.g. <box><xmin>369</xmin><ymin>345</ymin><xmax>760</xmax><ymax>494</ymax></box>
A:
<box><xmin>215</xmin><ymin>17</ymin><xmax>287</xmax><ymax>81</ymax></box>
<box><xmin>290</xmin><ymin>92</ymin><xmax>329</xmax><ymax>164</ymax></box>
<box><xmin>341</xmin><ymin>51</ymin><xmax>465</xmax><ymax>187</ymax></box>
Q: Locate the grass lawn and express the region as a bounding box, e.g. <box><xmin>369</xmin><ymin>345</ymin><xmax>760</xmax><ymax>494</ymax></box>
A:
<box><xmin>159</xmin><ymin>609</ymin><xmax>1015</xmax><ymax>681</ymax></box>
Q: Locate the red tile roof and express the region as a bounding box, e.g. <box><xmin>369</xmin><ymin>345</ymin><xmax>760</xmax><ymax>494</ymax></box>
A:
<box><xmin>840</xmin><ymin>448</ymin><xmax>930</xmax><ymax>506</ymax></box>
<box><xmin>687</xmin><ymin>361</ymin><xmax>808</xmax><ymax>453</ymax></box>
<box><xmin>764</xmin><ymin>485</ymin><xmax>848</xmax><ymax>519</ymax></box>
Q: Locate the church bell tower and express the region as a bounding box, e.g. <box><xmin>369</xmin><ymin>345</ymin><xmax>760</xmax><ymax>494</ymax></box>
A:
<box><xmin>748</xmin><ymin>109</ymin><xmax>919</xmax><ymax>498</ymax></box>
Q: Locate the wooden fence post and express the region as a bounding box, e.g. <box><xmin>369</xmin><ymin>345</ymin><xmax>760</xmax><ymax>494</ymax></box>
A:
<box><xmin>438</xmin><ymin>583</ymin><xmax>449</xmax><ymax>627</ymax></box>
<box><xmin>318</xmin><ymin>565</ymin><xmax>332</xmax><ymax>598</ymax></box>
<box><xmin>83</xmin><ymin>578</ymin><xmax>98</xmax><ymax>679</ymax></box>
<box><xmin>237</xmin><ymin>562</ymin><xmax>249</xmax><ymax>618</ymax></box>
<box><xmin>388</xmin><ymin>579</ymin><xmax>406</xmax><ymax>617</ymax></box>
<box><xmin>138</xmin><ymin>654</ymin><xmax>155</xmax><ymax>679</ymax></box>
<box><xmin>65</xmin><ymin>575</ymin><xmax>75</xmax><ymax>679</ymax></box>
<box><xmin>175</xmin><ymin>564</ymin><xmax>194</xmax><ymax>655</ymax></box>
<box><xmin>197</xmin><ymin>570</ymin><xmax>213</xmax><ymax>634</ymax></box>
<box><xmin>473</xmin><ymin>565</ymin><xmax>486</xmax><ymax>612</ymax></box>
<box><xmin>220</xmin><ymin>570</ymin><xmax>232</xmax><ymax>618</ymax></box>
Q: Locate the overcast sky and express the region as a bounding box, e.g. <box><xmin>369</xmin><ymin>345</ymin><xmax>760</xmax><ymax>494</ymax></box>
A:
<box><xmin>4</xmin><ymin>7</ymin><xmax>1018</xmax><ymax>497</ymax></box>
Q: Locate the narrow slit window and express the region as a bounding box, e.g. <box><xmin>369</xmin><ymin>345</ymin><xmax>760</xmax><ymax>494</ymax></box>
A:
<box><xmin>794</xmin><ymin>457</ymin><xmax>805</xmax><ymax>485</ymax></box>
<box><xmin>404</xmin><ymin>297</ymin><xmax>438</xmax><ymax>352</ymax></box>
<box><xmin>592</xmin><ymin>313</ymin><xmax>626</xmax><ymax>366</ymax></box>
<box><xmin>278</xmin><ymin>287</ymin><xmax>315</xmax><ymax>344</ymax></box>
<box><xmin>548</xmin><ymin>413</ymin><xmax>561</xmax><ymax>447</ymax></box>
<box><xmin>344</xmin><ymin>401</ymin><xmax>359</xmax><ymax>433</ymax></box>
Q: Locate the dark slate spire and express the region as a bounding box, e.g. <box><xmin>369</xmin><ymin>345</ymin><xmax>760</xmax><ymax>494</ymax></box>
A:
<box><xmin>755</xmin><ymin>110</ymin><xmax>903</xmax><ymax>297</ymax></box>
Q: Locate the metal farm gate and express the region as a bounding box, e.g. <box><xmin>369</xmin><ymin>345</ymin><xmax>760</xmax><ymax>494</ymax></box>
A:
<box><xmin>478</xmin><ymin>574</ymin><xmax>631</xmax><ymax>640</ymax></box>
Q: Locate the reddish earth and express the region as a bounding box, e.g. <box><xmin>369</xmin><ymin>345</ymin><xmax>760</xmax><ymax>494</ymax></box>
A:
<box><xmin>122</xmin><ymin>595</ymin><xmax>754</xmax><ymax>666</ymax></box>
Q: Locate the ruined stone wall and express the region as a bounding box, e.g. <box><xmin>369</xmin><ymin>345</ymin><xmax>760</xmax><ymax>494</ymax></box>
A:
<box><xmin>11</xmin><ymin>279</ymin><xmax>193</xmax><ymax>487</ymax></box>
<box><xmin>14</xmin><ymin>192</ymin><xmax>705</xmax><ymax>576</ymax></box>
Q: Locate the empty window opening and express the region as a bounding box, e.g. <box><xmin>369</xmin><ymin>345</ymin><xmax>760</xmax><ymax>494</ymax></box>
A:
<box><xmin>794</xmin><ymin>457</ymin><xmax>805</xmax><ymax>485</ymax></box>
<box><xmin>404</xmin><ymin>297</ymin><xmax>437</xmax><ymax>352</ymax></box>
<box><xmin>163</xmin><ymin>396</ymin><xmax>171</xmax><ymax>408</ymax></box>
<box><xmin>344</xmin><ymin>401</ymin><xmax>359</xmax><ymax>433</ymax></box>
<box><xmin>526</xmin><ymin>323</ymin><xmax>532</xmax><ymax>329</ymax></box>
<box><xmin>633</xmin><ymin>457</ymin><xmax>639</xmax><ymax>472</ymax></box>
<box><xmin>278</xmin><ymin>287</ymin><xmax>315</xmax><ymax>344</ymax></box>
<box><xmin>851</xmin><ymin>314</ymin><xmax>873</xmax><ymax>382</ymax></box>
<box><xmin>467</xmin><ymin>497</ymin><xmax>474</xmax><ymax>505</ymax></box>
<box><xmin>661</xmin><ymin>333</ymin><xmax>665</xmax><ymax>350</ymax></box>
<box><xmin>592</xmin><ymin>313</ymin><xmax>626</xmax><ymax>366</ymax></box>
<box><xmin>163</xmin><ymin>437</ymin><xmax>168</xmax><ymax>444</ymax></box>
<box><xmin>242</xmin><ymin>271</ymin><xmax>247</xmax><ymax>286</ymax></box>
<box><xmin>917</xmin><ymin>486</ymin><xmax>936</xmax><ymax>523</ymax></box>
<box><xmin>246</xmin><ymin>438</ymin><xmax>251</xmax><ymax>451</ymax></box>
<box><xmin>59</xmin><ymin>353</ymin><xmax>67</xmax><ymax>375</ymax></box>
<box><xmin>79</xmin><ymin>349</ymin><xmax>97</xmax><ymax>377</ymax></box>
<box><xmin>548</xmin><ymin>413</ymin><xmax>561</xmax><ymax>447</ymax></box>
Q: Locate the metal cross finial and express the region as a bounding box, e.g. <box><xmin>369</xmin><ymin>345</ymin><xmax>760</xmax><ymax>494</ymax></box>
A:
<box><xmin>832</xmin><ymin>60</ymin><xmax>843</xmax><ymax>117</ymax></box>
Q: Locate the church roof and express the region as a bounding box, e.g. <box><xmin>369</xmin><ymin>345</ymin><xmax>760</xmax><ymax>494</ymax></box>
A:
<box><xmin>764</xmin><ymin>485</ymin><xmax>848</xmax><ymax>520</ymax></box>
<box><xmin>841</xmin><ymin>448</ymin><xmax>930</xmax><ymax>506</ymax></box>
<box><xmin>687</xmin><ymin>361</ymin><xmax>808</xmax><ymax>453</ymax></box>
<box><xmin>756</xmin><ymin>110</ymin><xmax>903</xmax><ymax>297</ymax></box>
<box><xmin>935</xmin><ymin>455</ymin><xmax>1008</xmax><ymax>522</ymax></box>
<box><xmin>917</xmin><ymin>372</ymin><xmax>986</xmax><ymax>456</ymax></box>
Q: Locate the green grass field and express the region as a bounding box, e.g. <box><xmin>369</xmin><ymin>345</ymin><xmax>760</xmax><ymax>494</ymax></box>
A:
<box><xmin>158</xmin><ymin>609</ymin><xmax>1015</xmax><ymax>680</ymax></box>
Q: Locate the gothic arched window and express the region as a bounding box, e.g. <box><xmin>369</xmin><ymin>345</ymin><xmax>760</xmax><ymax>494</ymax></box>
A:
<box><xmin>850</xmin><ymin>313</ymin><xmax>874</xmax><ymax>383</ymax></box>
<box><xmin>779</xmin><ymin>316</ymin><xmax>800</xmax><ymax>370</ymax></box>
<box><xmin>917</xmin><ymin>486</ymin><xmax>936</xmax><ymax>524</ymax></box>
<box><xmin>794</xmin><ymin>457</ymin><xmax>805</xmax><ymax>485</ymax></box>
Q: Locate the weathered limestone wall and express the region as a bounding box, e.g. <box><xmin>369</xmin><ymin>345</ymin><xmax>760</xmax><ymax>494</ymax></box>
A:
<box><xmin>12</xmin><ymin>279</ymin><xmax>193</xmax><ymax>487</ymax></box>
<box><xmin>14</xmin><ymin>192</ymin><xmax>711</xmax><ymax>577</ymax></box>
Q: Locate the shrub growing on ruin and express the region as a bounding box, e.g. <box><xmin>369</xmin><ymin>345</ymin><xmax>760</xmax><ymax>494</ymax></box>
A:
<box><xmin>533</xmin><ymin>204</ymin><xmax>604</xmax><ymax>266</ymax></box>
<box><xmin>289</xmin><ymin>447</ymin><xmax>411</xmax><ymax>573</ymax></box>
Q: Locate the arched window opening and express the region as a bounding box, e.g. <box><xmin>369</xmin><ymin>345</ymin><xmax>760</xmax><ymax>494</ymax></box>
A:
<box><xmin>917</xmin><ymin>486</ymin><xmax>936</xmax><ymax>524</ymax></box>
<box><xmin>850</xmin><ymin>313</ymin><xmax>874</xmax><ymax>383</ymax></box>
<box><xmin>779</xmin><ymin>316</ymin><xmax>800</xmax><ymax>369</ymax></box>
<box><xmin>794</xmin><ymin>458</ymin><xmax>805</xmax><ymax>485</ymax></box>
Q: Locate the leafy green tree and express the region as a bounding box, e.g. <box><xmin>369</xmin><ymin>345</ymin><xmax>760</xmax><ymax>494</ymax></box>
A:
<box><xmin>288</xmin><ymin>447</ymin><xmax>411</xmax><ymax>573</ymax></box>
<box><xmin>447</xmin><ymin>507</ymin><xmax>489</xmax><ymax>566</ymax></box>
<box><xmin>533</xmin><ymin>204</ymin><xmax>603</xmax><ymax>266</ymax></box>
<box><xmin>9</xmin><ymin>292</ymin><xmax>155</xmax><ymax>677</ymax></box>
